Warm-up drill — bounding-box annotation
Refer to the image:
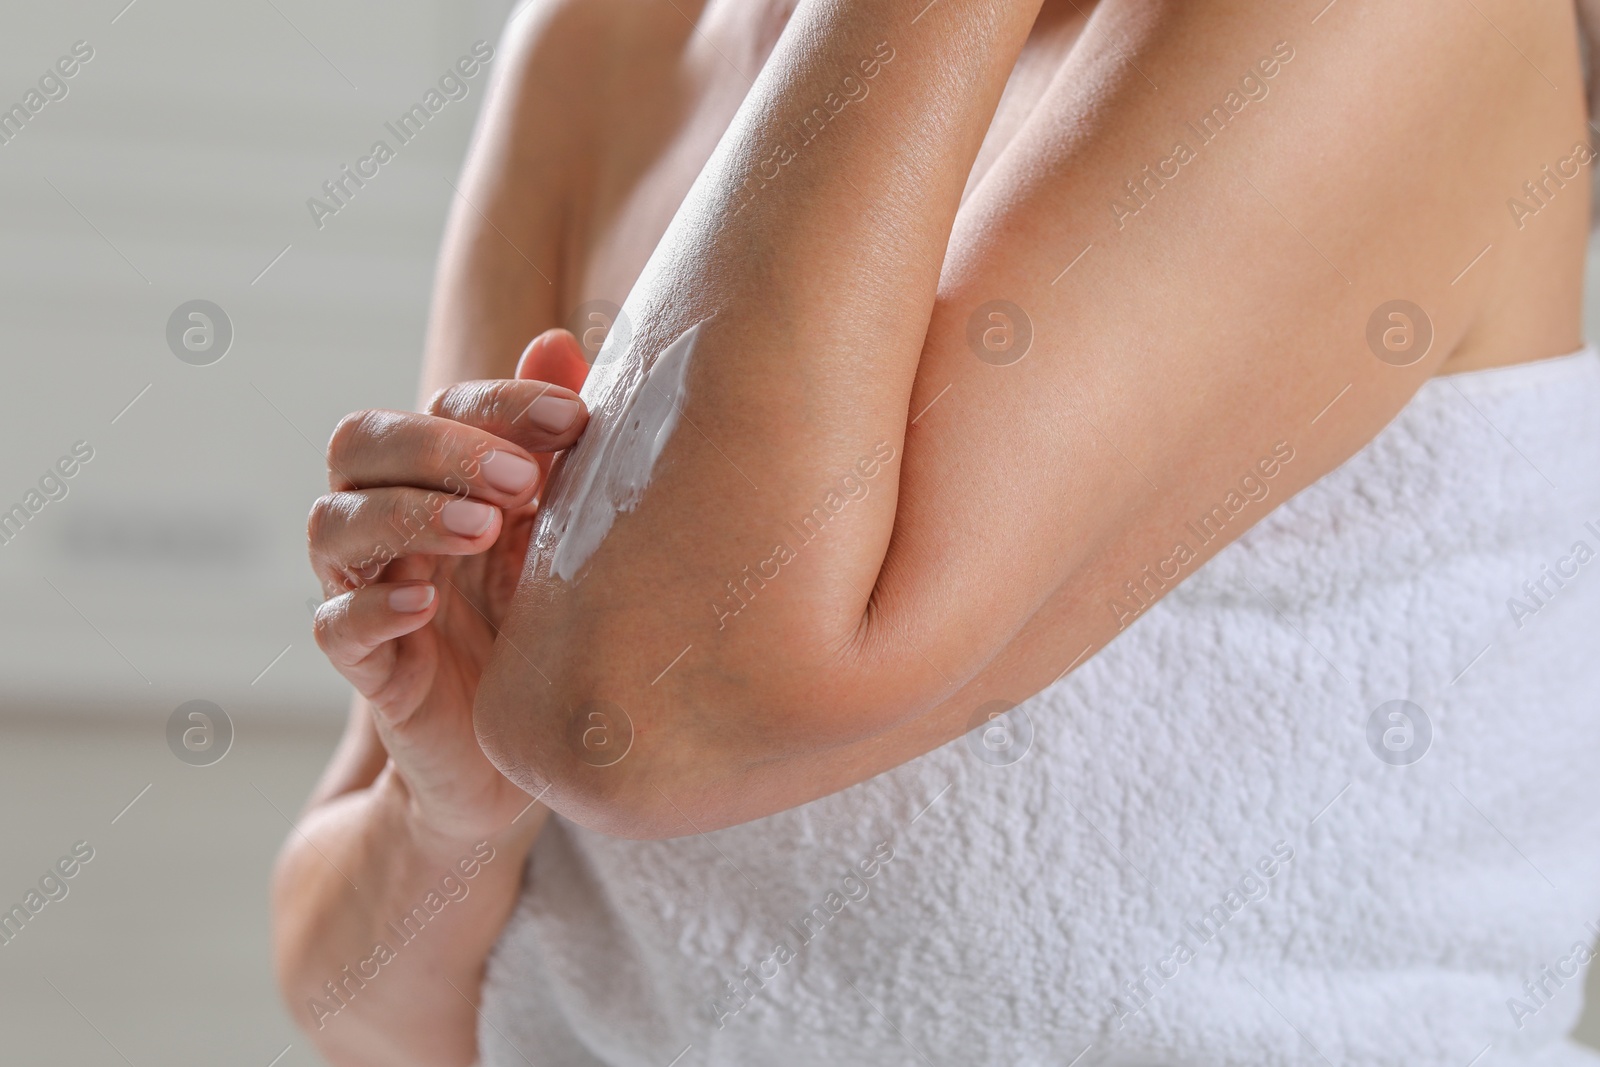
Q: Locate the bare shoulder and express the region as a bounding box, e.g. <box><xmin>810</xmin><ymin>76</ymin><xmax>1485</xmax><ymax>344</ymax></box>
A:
<box><xmin>483</xmin><ymin>0</ymin><xmax>790</xmax><ymax>319</ymax></box>
<box><xmin>493</xmin><ymin>0</ymin><xmax>703</xmax><ymax>111</ymax></box>
<box><xmin>482</xmin><ymin>0</ymin><xmax>631</xmax><ymax>151</ymax></box>
<box><xmin>1149</xmin><ymin>0</ymin><xmax>1589</xmax><ymax>366</ymax></box>
<box><xmin>425</xmin><ymin>0</ymin><xmax>701</xmax><ymax>374</ymax></box>
<box><xmin>975</xmin><ymin>0</ymin><xmax>1590</xmax><ymax>376</ymax></box>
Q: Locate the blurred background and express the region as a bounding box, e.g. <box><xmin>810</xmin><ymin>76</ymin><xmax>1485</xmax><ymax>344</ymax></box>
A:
<box><xmin>0</xmin><ymin>1</ymin><xmax>518</xmax><ymax>1063</ymax></box>
<box><xmin>0</xmin><ymin>1</ymin><xmax>1597</xmax><ymax>1064</ymax></box>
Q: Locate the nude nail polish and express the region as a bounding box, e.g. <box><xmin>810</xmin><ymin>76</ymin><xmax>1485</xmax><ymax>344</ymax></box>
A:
<box><xmin>528</xmin><ymin>395</ymin><xmax>580</xmax><ymax>433</ymax></box>
<box><xmin>441</xmin><ymin>499</ymin><xmax>495</xmax><ymax>537</ymax></box>
<box><xmin>481</xmin><ymin>450</ymin><xmax>538</xmax><ymax>493</ymax></box>
<box><xmin>389</xmin><ymin>585</ymin><xmax>435</xmax><ymax>612</ymax></box>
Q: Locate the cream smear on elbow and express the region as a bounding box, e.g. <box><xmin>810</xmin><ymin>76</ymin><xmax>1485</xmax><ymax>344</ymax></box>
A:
<box><xmin>538</xmin><ymin>318</ymin><xmax>708</xmax><ymax>582</ymax></box>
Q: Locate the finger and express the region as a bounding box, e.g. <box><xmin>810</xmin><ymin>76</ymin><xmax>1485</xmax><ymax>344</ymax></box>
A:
<box><xmin>424</xmin><ymin>376</ymin><xmax>588</xmax><ymax>456</ymax></box>
<box><xmin>516</xmin><ymin>328</ymin><xmax>591</xmax><ymax>393</ymax></box>
<box><xmin>326</xmin><ymin>409</ymin><xmax>543</xmax><ymax>505</ymax></box>
<box><xmin>312</xmin><ymin>582</ymin><xmax>436</xmax><ymax>687</ymax></box>
<box><xmin>515</xmin><ymin>329</ymin><xmax>592</xmax><ymax>481</ymax></box>
<box><xmin>308</xmin><ymin>487</ymin><xmax>501</xmax><ymax>590</ymax></box>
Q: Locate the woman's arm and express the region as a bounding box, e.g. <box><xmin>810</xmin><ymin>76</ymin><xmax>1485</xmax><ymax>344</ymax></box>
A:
<box><xmin>271</xmin><ymin>7</ymin><xmax>591</xmax><ymax>1062</ymax></box>
<box><xmin>474</xmin><ymin>0</ymin><xmax>1586</xmax><ymax>836</ymax></box>
<box><xmin>272</xmin><ymin>735</ymin><xmax>543</xmax><ymax>1066</ymax></box>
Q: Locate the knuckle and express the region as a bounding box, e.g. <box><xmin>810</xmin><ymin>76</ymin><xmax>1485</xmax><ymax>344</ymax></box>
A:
<box><xmin>387</xmin><ymin>489</ymin><xmax>439</xmax><ymax>546</ymax></box>
<box><xmin>330</xmin><ymin>409</ymin><xmax>407</xmax><ymax>491</ymax></box>
<box><xmin>306</xmin><ymin>494</ymin><xmax>341</xmax><ymax>546</ymax></box>
<box><xmin>421</xmin><ymin>425</ymin><xmax>463</xmax><ymax>478</ymax></box>
<box><xmin>424</xmin><ymin>385</ymin><xmax>458</xmax><ymax>418</ymax></box>
<box><xmin>327</xmin><ymin>411</ymin><xmax>377</xmax><ymax>475</ymax></box>
<box><xmin>311</xmin><ymin>613</ymin><xmax>333</xmax><ymax>651</ymax></box>
<box><xmin>431</xmin><ymin>380</ymin><xmax>513</xmax><ymax>429</ymax></box>
<box><xmin>479</xmin><ymin>381</ymin><xmax>520</xmax><ymax>425</ymax></box>
<box><xmin>311</xmin><ymin>598</ymin><xmax>342</xmax><ymax>652</ymax></box>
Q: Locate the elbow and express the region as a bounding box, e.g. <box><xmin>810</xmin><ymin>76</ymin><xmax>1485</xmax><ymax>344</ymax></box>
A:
<box><xmin>474</xmin><ymin>687</ymin><xmax>686</xmax><ymax>840</ymax></box>
<box><xmin>472</xmin><ymin>628</ymin><xmax>912</xmax><ymax>838</ymax></box>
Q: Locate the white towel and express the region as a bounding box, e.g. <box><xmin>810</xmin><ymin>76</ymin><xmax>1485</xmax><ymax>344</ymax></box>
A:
<box><xmin>481</xmin><ymin>349</ymin><xmax>1600</xmax><ymax>1067</ymax></box>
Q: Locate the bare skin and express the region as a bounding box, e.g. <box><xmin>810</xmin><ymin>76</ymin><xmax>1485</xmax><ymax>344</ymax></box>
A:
<box><xmin>474</xmin><ymin>0</ymin><xmax>1587</xmax><ymax>835</ymax></box>
<box><xmin>272</xmin><ymin>0</ymin><xmax>1590</xmax><ymax>1063</ymax></box>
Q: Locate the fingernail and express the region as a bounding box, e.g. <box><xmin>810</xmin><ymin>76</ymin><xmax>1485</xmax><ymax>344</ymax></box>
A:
<box><xmin>528</xmin><ymin>395</ymin><xmax>580</xmax><ymax>433</ymax></box>
<box><xmin>441</xmin><ymin>499</ymin><xmax>496</xmax><ymax>537</ymax></box>
<box><xmin>481</xmin><ymin>450</ymin><xmax>538</xmax><ymax>493</ymax></box>
<box><xmin>389</xmin><ymin>585</ymin><xmax>435</xmax><ymax>613</ymax></box>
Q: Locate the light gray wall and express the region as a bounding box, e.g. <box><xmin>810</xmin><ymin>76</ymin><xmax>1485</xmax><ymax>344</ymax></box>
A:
<box><xmin>0</xmin><ymin>0</ymin><xmax>517</xmax><ymax>720</ymax></box>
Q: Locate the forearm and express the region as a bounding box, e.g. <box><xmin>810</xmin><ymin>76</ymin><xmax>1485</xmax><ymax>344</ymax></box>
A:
<box><xmin>273</xmin><ymin>767</ymin><xmax>542</xmax><ymax>1066</ymax></box>
<box><xmin>476</xmin><ymin>0</ymin><xmax>1045</xmax><ymax>835</ymax></box>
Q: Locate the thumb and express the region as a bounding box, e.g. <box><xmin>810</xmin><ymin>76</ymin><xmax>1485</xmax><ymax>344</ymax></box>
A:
<box><xmin>517</xmin><ymin>329</ymin><xmax>590</xmax><ymax>393</ymax></box>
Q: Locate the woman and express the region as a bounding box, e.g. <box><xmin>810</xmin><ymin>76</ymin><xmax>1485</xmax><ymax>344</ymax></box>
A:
<box><xmin>274</xmin><ymin>0</ymin><xmax>1600</xmax><ymax>1063</ymax></box>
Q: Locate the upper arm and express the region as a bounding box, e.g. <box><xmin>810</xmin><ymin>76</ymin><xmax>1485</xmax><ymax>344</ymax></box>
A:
<box><xmin>420</xmin><ymin>0</ymin><xmax>597</xmax><ymax>395</ymax></box>
<box><xmin>870</xmin><ymin>0</ymin><xmax>1585</xmax><ymax>690</ymax></box>
<box><xmin>476</xmin><ymin>0</ymin><xmax>1587</xmax><ymax>835</ymax></box>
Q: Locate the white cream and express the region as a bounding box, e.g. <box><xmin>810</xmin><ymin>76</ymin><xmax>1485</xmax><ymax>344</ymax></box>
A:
<box><xmin>538</xmin><ymin>317</ymin><xmax>708</xmax><ymax>582</ymax></box>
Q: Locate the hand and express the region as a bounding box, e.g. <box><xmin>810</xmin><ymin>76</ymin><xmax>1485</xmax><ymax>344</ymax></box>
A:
<box><xmin>308</xmin><ymin>329</ymin><xmax>591</xmax><ymax>843</ymax></box>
